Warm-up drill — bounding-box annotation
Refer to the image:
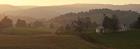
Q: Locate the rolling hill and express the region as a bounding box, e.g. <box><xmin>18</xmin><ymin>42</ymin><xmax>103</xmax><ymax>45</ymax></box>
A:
<box><xmin>47</xmin><ymin>9</ymin><xmax>140</xmax><ymax>27</ymax></box>
<box><xmin>0</xmin><ymin>4</ymin><xmax>35</xmax><ymax>13</ymax></box>
<box><xmin>5</xmin><ymin>4</ymin><xmax>140</xmax><ymax>20</ymax></box>
<box><xmin>0</xmin><ymin>4</ymin><xmax>139</xmax><ymax>24</ymax></box>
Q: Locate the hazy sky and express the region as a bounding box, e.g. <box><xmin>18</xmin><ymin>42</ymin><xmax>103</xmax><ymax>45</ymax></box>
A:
<box><xmin>0</xmin><ymin>0</ymin><xmax>140</xmax><ymax>6</ymax></box>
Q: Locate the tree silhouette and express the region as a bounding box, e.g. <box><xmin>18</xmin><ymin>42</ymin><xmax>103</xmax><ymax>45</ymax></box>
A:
<box><xmin>111</xmin><ymin>15</ymin><xmax>120</xmax><ymax>31</ymax></box>
<box><xmin>102</xmin><ymin>14</ymin><xmax>120</xmax><ymax>32</ymax></box>
<box><xmin>102</xmin><ymin>14</ymin><xmax>112</xmax><ymax>29</ymax></box>
<box><xmin>71</xmin><ymin>17</ymin><xmax>92</xmax><ymax>33</ymax></box>
<box><xmin>131</xmin><ymin>15</ymin><xmax>140</xmax><ymax>29</ymax></box>
<box><xmin>16</xmin><ymin>19</ymin><xmax>27</xmax><ymax>27</ymax></box>
<box><xmin>0</xmin><ymin>16</ymin><xmax>13</xmax><ymax>28</ymax></box>
<box><xmin>32</xmin><ymin>20</ymin><xmax>45</xmax><ymax>28</ymax></box>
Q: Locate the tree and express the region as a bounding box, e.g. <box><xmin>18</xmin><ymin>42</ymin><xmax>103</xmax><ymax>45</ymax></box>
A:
<box><xmin>56</xmin><ymin>16</ymin><xmax>97</xmax><ymax>35</ymax></box>
<box><xmin>102</xmin><ymin>14</ymin><xmax>112</xmax><ymax>29</ymax></box>
<box><xmin>56</xmin><ymin>24</ymin><xmax>73</xmax><ymax>35</ymax></box>
<box><xmin>111</xmin><ymin>15</ymin><xmax>120</xmax><ymax>31</ymax></box>
<box><xmin>102</xmin><ymin>14</ymin><xmax>120</xmax><ymax>32</ymax></box>
<box><xmin>71</xmin><ymin>17</ymin><xmax>92</xmax><ymax>33</ymax></box>
<box><xmin>16</xmin><ymin>19</ymin><xmax>27</xmax><ymax>27</ymax></box>
<box><xmin>131</xmin><ymin>15</ymin><xmax>140</xmax><ymax>29</ymax></box>
<box><xmin>0</xmin><ymin>16</ymin><xmax>13</xmax><ymax>28</ymax></box>
<box><xmin>31</xmin><ymin>20</ymin><xmax>45</xmax><ymax>28</ymax></box>
<box><xmin>71</xmin><ymin>17</ymin><xmax>98</xmax><ymax>43</ymax></box>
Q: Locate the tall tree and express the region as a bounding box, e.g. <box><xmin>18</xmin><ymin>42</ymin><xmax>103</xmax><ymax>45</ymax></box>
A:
<box><xmin>131</xmin><ymin>15</ymin><xmax>140</xmax><ymax>29</ymax></box>
<box><xmin>102</xmin><ymin>14</ymin><xmax>112</xmax><ymax>29</ymax></box>
<box><xmin>102</xmin><ymin>14</ymin><xmax>120</xmax><ymax>32</ymax></box>
<box><xmin>111</xmin><ymin>15</ymin><xmax>120</xmax><ymax>31</ymax></box>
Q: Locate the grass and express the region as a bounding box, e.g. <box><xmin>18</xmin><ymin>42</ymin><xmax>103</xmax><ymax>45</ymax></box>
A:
<box><xmin>96</xmin><ymin>30</ymin><xmax>140</xmax><ymax>49</ymax></box>
<box><xmin>0</xmin><ymin>27</ymin><xmax>99</xmax><ymax>49</ymax></box>
<box><xmin>0</xmin><ymin>35</ymin><xmax>97</xmax><ymax>49</ymax></box>
<box><xmin>0</xmin><ymin>27</ymin><xmax>140</xmax><ymax>49</ymax></box>
<box><xmin>0</xmin><ymin>27</ymin><xmax>51</xmax><ymax>35</ymax></box>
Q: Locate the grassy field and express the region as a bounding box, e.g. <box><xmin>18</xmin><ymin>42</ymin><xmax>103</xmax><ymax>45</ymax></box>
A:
<box><xmin>0</xmin><ymin>28</ymin><xmax>140</xmax><ymax>49</ymax></box>
<box><xmin>0</xmin><ymin>35</ymin><xmax>98</xmax><ymax>49</ymax></box>
<box><xmin>0</xmin><ymin>28</ymin><xmax>51</xmax><ymax>35</ymax></box>
<box><xmin>96</xmin><ymin>30</ymin><xmax>140</xmax><ymax>49</ymax></box>
<box><xmin>0</xmin><ymin>28</ymin><xmax>99</xmax><ymax>49</ymax></box>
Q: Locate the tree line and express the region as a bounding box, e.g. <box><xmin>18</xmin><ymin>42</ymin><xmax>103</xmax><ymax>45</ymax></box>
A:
<box><xmin>0</xmin><ymin>16</ymin><xmax>46</xmax><ymax>29</ymax></box>
<box><xmin>56</xmin><ymin>11</ymin><xmax>140</xmax><ymax>34</ymax></box>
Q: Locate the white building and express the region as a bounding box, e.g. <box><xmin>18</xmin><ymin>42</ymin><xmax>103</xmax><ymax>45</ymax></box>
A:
<box><xmin>119</xmin><ymin>24</ymin><xmax>128</xmax><ymax>32</ymax></box>
<box><xmin>96</xmin><ymin>26</ymin><xmax>104</xmax><ymax>34</ymax></box>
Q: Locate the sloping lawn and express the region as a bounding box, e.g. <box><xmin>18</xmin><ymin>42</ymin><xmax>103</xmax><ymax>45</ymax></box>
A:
<box><xmin>97</xmin><ymin>30</ymin><xmax>140</xmax><ymax>49</ymax></box>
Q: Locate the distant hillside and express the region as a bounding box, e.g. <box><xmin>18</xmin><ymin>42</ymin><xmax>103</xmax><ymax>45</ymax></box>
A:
<box><xmin>0</xmin><ymin>4</ymin><xmax>36</xmax><ymax>22</ymax></box>
<box><xmin>0</xmin><ymin>4</ymin><xmax>20</xmax><ymax>13</ymax></box>
<box><xmin>6</xmin><ymin>4</ymin><xmax>140</xmax><ymax>20</ymax></box>
<box><xmin>48</xmin><ymin>9</ymin><xmax>140</xmax><ymax>27</ymax></box>
<box><xmin>0</xmin><ymin>4</ymin><xmax>35</xmax><ymax>13</ymax></box>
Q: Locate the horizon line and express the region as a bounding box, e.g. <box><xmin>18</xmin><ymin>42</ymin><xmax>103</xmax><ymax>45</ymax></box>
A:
<box><xmin>0</xmin><ymin>3</ymin><xmax>140</xmax><ymax>6</ymax></box>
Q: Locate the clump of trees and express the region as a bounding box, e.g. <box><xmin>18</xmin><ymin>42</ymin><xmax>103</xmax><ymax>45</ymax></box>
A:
<box><xmin>15</xmin><ymin>19</ymin><xmax>46</xmax><ymax>28</ymax></box>
<box><xmin>72</xmin><ymin>17</ymin><xmax>98</xmax><ymax>42</ymax></box>
<box><xmin>131</xmin><ymin>15</ymin><xmax>140</xmax><ymax>29</ymax></box>
<box><xmin>102</xmin><ymin>14</ymin><xmax>120</xmax><ymax>32</ymax></box>
<box><xmin>0</xmin><ymin>16</ymin><xmax>13</xmax><ymax>29</ymax></box>
<box><xmin>0</xmin><ymin>16</ymin><xmax>47</xmax><ymax>29</ymax></box>
<box><xmin>71</xmin><ymin>17</ymin><xmax>94</xmax><ymax>33</ymax></box>
<box><xmin>57</xmin><ymin>16</ymin><xmax>98</xmax><ymax>43</ymax></box>
<box><xmin>56</xmin><ymin>16</ymin><xmax>97</xmax><ymax>34</ymax></box>
<box><xmin>0</xmin><ymin>16</ymin><xmax>29</xmax><ymax>29</ymax></box>
<box><xmin>56</xmin><ymin>16</ymin><xmax>98</xmax><ymax>43</ymax></box>
<box><xmin>16</xmin><ymin>19</ymin><xmax>27</xmax><ymax>27</ymax></box>
<box><xmin>31</xmin><ymin>20</ymin><xmax>45</xmax><ymax>28</ymax></box>
<box><xmin>56</xmin><ymin>14</ymin><xmax>121</xmax><ymax>34</ymax></box>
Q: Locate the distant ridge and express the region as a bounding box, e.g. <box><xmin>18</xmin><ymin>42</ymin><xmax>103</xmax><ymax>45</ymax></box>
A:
<box><xmin>0</xmin><ymin>4</ymin><xmax>139</xmax><ymax>21</ymax></box>
<box><xmin>48</xmin><ymin>9</ymin><xmax>140</xmax><ymax>27</ymax></box>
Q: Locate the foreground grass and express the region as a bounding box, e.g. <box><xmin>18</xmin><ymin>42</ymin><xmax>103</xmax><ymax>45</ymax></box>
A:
<box><xmin>0</xmin><ymin>27</ymin><xmax>51</xmax><ymax>35</ymax></box>
<box><xmin>96</xmin><ymin>30</ymin><xmax>140</xmax><ymax>49</ymax></box>
<box><xmin>0</xmin><ymin>35</ymin><xmax>97</xmax><ymax>49</ymax></box>
<box><xmin>1</xmin><ymin>28</ymin><xmax>140</xmax><ymax>49</ymax></box>
<box><xmin>0</xmin><ymin>28</ymin><xmax>99</xmax><ymax>49</ymax></box>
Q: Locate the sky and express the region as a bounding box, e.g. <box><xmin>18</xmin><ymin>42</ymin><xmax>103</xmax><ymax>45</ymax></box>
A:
<box><xmin>0</xmin><ymin>0</ymin><xmax>140</xmax><ymax>6</ymax></box>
